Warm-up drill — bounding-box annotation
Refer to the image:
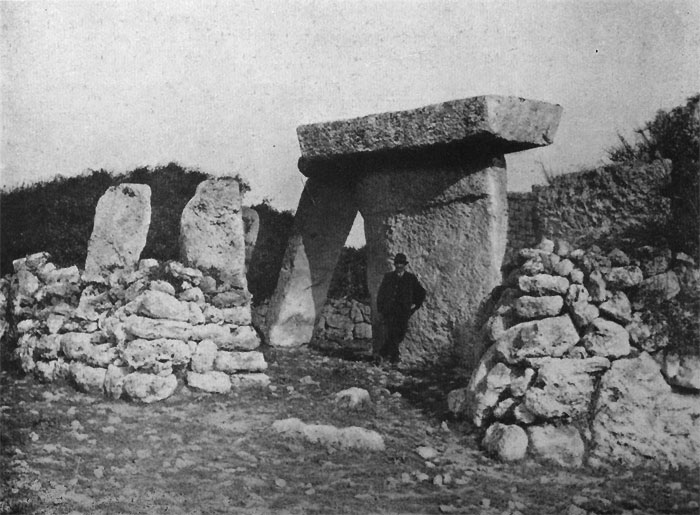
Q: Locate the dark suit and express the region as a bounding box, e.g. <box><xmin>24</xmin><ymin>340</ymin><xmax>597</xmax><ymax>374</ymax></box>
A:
<box><xmin>376</xmin><ymin>270</ymin><xmax>426</xmax><ymax>361</ymax></box>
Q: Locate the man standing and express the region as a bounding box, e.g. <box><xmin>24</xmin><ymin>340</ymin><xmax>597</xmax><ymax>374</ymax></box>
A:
<box><xmin>375</xmin><ymin>253</ymin><xmax>426</xmax><ymax>363</ymax></box>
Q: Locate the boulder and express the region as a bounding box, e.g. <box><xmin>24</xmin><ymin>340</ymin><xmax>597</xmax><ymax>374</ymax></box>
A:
<box><xmin>447</xmin><ymin>387</ymin><xmax>469</xmax><ymax>417</ymax></box>
<box><xmin>124</xmin><ymin>316</ymin><xmax>193</xmax><ymax>341</ymax></box>
<box><xmin>149</xmin><ymin>280</ymin><xmax>177</xmax><ymax>296</ymax></box>
<box><xmin>569</xmin><ymin>269</ymin><xmax>584</xmax><ymax>284</ymax></box>
<box><xmin>564</xmin><ymin>284</ymin><xmax>589</xmax><ymax>306</ymax></box>
<box><xmin>662</xmin><ymin>353</ymin><xmax>700</xmax><ymax>391</ymax></box>
<box><xmin>123</xmin><ymin>372</ymin><xmax>178</xmax><ymax>403</ymax></box>
<box><xmin>580</xmin><ymin>318</ymin><xmax>631</xmax><ymax>359</ymax></box>
<box><xmin>464</xmin><ymin>347</ymin><xmax>502</xmax><ymax>427</ymax></box>
<box><xmin>335</xmin><ymin>387</ymin><xmax>371</xmax><ymax>409</ymax></box>
<box><xmin>122</xmin><ymin>339</ymin><xmax>193</xmax><ymax>375</ymax></box>
<box><xmin>513</xmin><ymin>295</ymin><xmax>563</xmax><ymax>319</ymax></box>
<box><xmin>34</xmin><ymin>335</ymin><xmax>62</xmax><ymax>360</ymax></box>
<box><xmin>69</xmin><ymin>362</ymin><xmax>106</xmax><ymax>394</ymax></box>
<box><xmin>527</xmin><ymin>424</ymin><xmax>585</xmax><ymax>467</ymax></box>
<box><xmin>638</xmin><ymin>271</ymin><xmax>681</xmax><ymax>301</ymax></box>
<box><xmin>180</xmin><ymin>178</ymin><xmax>247</xmax><ymax>289</ymax></box>
<box><xmin>190</xmin><ymin>339</ymin><xmax>218</xmax><ymax>373</ymax></box>
<box><xmin>495</xmin><ymin>315</ymin><xmax>580</xmax><ymax>364</ymax></box>
<box><xmin>186</xmin><ymin>371</ymin><xmax>232</xmax><ymax>394</ymax></box>
<box><xmin>481</xmin><ymin>423</ymin><xmax>528</xmax><ymax>461</ymax></box>
<box><xmin>599</xmin><ymin>291</ymin><xmax>633</xmax><ymax>325</ymax></box>
<box><xmin>84</xmin><ymin>184</ymin><xmax>151</xmax><ymax>282</ymax></box>
<box><xmin>61</xmin><ymin>333</ymin><xmax>97</xmax><ymax>362</ymax></box>
<box><xmin>518</xmin><ymin>274</ymin><xmax>569</xmax><ymax>296</ymax></box>
<box><xmin>137</xmin><ymin>290</ymin><xmax>193</xmax><ymax>322</ymax></box>
<box><xmin>272</xmin><ymin>418</ymin><xmax>385</xmax><ymax>451</ymax></box>
<box><xmin>216</xmin><ymin>325</ymin><xmax>261</xmax><ymax>351</ymax></box>
<box><xmin>165</xmin><ymin>261</ymin><xmax>203</xmax><ymax>285</ymax></box>
<box><xmin>214</xmin><ymin>351</ymin><xmax>267</xmax><ymax>373</ymax></box>
<box><xmin>586</xmin><ymin>270</ymin><xmax>609</xmax><ymax>304</ymax></box>
<box><xmin>589</xmin><ymin>353</ymin><xmax>700</xmax><ymax>469</ymax></box>
<box><xmin>607</xmin><ymin>248</ymin><xmax>630</xmax><ymax>266</ymax></box>
<box><xmin>568</xmin><ymin>301</ymin><xmax>599</xmax><ymax>330</ymax></box>
<box><xmin>605</xmin><ymin>266</ymin><xmax>643</xmax><ymax>289</ymax></box>
<box><xmin>104</xmin><ymin>365</ymin><xmax>129</xmax><ymax>399</ymax></box>
<box><xmin>229</xmin><ymin>373</ymin><xmax>271</xmax><ymax>388</ymax></box>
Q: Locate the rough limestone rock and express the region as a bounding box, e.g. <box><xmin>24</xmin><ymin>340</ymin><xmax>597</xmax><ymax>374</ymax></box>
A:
<box><xmin>60</xmin><ymin>333</ymin><xmax>97</xmax><ymax>362</ymax></box>
<box><xmin>242</xmin><ymin>206</ymin><xmax>260</xmax><ymax>272</ymax></box>
<box><xmin>34</xmin><ymin>335</ymin><xmax>62</xmax><ymax>360</ymax></box>
<box><xmin>590</xmin><ymin>353</ymin><xmax>700</xmax><ymax>469</ymax></box>
<box><xmin>586</xmin><ymin>270</ymin><xmax>609</xmax><ymax>304</ymax></box>
<box><xmin>122</xmin><ymin>339</ymin><xmax>193</xmax><ymax>375</ymax></box>
<box><xmin>481</xmin><ymin>423</ymin><xmax>528</xmax><ymax>462</ymax></box>
<box><xmin>447</xmin><ymin>387</ymin><xmax>469</xmax><ymax>418</ymax></box>
<box><xmin>335</xmin><ymin>387</ymin><xmax>371</xmax><ymax>409</ymax></box>
<box><xmin>190</xmin><ymin>339</ymin><xmax>218</xmax><ymax>373</ymax></box>
<box><xmin>229</xmin><ymin>373</ymin><xmax>271</xmax><ymax>388</ymax></box>
<box><xmin>187</xmin><ymin>371</ymin><xmax>232</xmax><ymax>394</ymax></box>
<box><xmin>69</xmin><ymin>362</ymin><xmax>107</xmax><ymax>394</ymax></box>
<box><xmin>123</xmin><ymin>372</ymin><xmax>178</xmax><ymax>403</ymax></box>
<box><xmin>523</xmin><ymin>357</ymin><xmax>609</xmax><ymax>419</ymax></box>
<box><xmin>495</xmin><ymin>315</ymin><xmax>580</xmax><ymax>364</ymax></box>
<box><xmin>605</xmin><ymin>266</ymin><xmax>643</xmax><ymax>289</ymax></box>
<box><xmin>527</xmin><ymin>425</ymin><xmax>585</xmax><ymax>467</ymax></box>
<box><xmin>639</xmin><ymin>271</ymin><xmax>681</xmax><ymax>301</ymax></box>
<box><xmin>564</xmin><ymin>284</ymin><xmax>590</xmax><ymax>306</ymax></box>
<box><xmin>180</xmin><ymin>178</ymin><xmax>247</xmax><ymax>289</ymax></box>
<box><xmin>599</xmin><ymin>291</ymin><xmax>633</xmax><ymax>324</ymax></box>
<box><xmin>124</xmin><ymin>316</ymin><xmax>193</xmax><ymax>341</ymax></box>
<box><xmin>84</xmin><ymin>184</ymin><xmax>151</xmax><ymax>282</ymax></box>
<box><xmin>464</xmin><ymin>347</ymin><xmax>509</xmax><ymax>427</ymax></box>
<box><xmin>137</xmin><ymin>290</ymin><xmax>193</xmax><ymax>322</ymax></box>
<box><xmin>580</xmin><ymin>318</ymin><xmax>631</xmax><ymax>359</ymax></box>
<box><xmin>518</xmin><ymin>274</ymin><xmax>569</xmax><ymax>296</ymax></box>
<box><xmin>569</xmin><ymin>301</ymin><xmax>599</xmax><ymax>330</ymax></box>
<box><xmin>214</xmin><ymin>351</ymin><xmax>267</xmax><ymax>373</ymax></box>
<box><xmin>272</xmin><ymin>418</ymin><xmax>385</xmax><ymax>451</ymax></box>
<box><xmin>513</xmin><ymin>295</ymin><xmax>563</xmax><ymax>319</ymax></box>
<box><xmin>217</xmin><ymin>325</ymin><xmax>261</xmax><ymax>351</ymax></box>
<box><xmin>662</xmin><ymin>353</ymin><xmax>700</xmax><ymax>391</ymax></box>
<box><xmin>104</xmin><ymin>365</ymin><xmax>129</xmax><ymax>399</ymax></box>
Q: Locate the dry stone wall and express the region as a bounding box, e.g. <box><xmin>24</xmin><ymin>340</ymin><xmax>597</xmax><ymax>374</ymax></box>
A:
<box><xmin>448</xmin><ymin>238</ymin><xmax>700</xmax><ymax>469</ymax></box>
<box><xmin>314</xmin><ymin>298</ymin><xmax>373</xmax><ymax>342</ymax></box>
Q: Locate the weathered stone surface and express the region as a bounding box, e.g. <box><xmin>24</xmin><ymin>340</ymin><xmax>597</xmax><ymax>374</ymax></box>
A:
<box><xmin>137</xmin><ymin>290</ymin><xmax>193</xmax><ymax>322</ymax></box>
<box><xmin>123</xmin><ymin>372</ymin><xmax>178</xmax><ymax>403</ymax></box>
<box><xmin>190</xmin><ymin>339</ymin><xmax>218</xmax><ymax>373</ymax></box>
<box><xmin>564</xmin><ymin>284</ymin><xmax>589</xmax><ymax>306</ymax></box>
<box><xmin>84</xmin><ymin>184</ymin><xmax>151</xmax><ymax>282</ymax></box>
<box><xmin>297</xmin><ymin>96</ymin><xmax>562</xmax><ymax>166</ymax></box>
<box><xmin>242</xmin><ymin>206</ymin><xmax>260</xmax><ymax>272</ymax></box>
<box><xmin>464</xmin><ymin>347</ymin><xmax>501</xmax><ymax>426</ymax></box>
<box><xmin>528</xmin><ymin>425</ymin><xmax>585</xmax><ymax>467</ymax></box>
<box><xmin>492</xmin><ymin>398</ymin><xmax>517</xmax><ymax>419</ymax></box>
<box><xmin>518</xmin><ymin>274</ymin><xmax>569</xmax><ymax>296</ymax></box>
<box><xmin>229</xmin><ymin>373</ymin><xmax>271</xmax><ymax>388</ymax></box>
<box><xmin>481</xmin><ymin>423</ymin><xmax>528</xmax><ymax>462</ymax></box>
<box><xmin>581</xmin><ymin>318</ymin><xmax>631</xmax><ymax>359</ymax></box>
<box><xmin>34</xmin><ymin>335</ymin><xmax>62</xmax><ymax>360</ymax></box>
<box><xmin>69</xmin><ymin>362</ymin><xmax>106</xmax><ymax>394</ymax></box>
<box><xmin>509</xmin><ymin>367</ymin><xmax>535</xmax><ymax>397</ymax></box>
<box><xmin>180</xmin><ymin>178</ymin><xmax>247</xmax><ymax>289</ymax></box>
<box><xmin>335</xmin><ymin>387</ymin><xmax>371</xmax><ymax>409</ymax></box>
<box><xmin>586</xmin><ymin>270</ymin><xmax>609</xmax><ymax>304</ymax></box>
<box><xmin>605</xmin><ymin>266</ymin><xmax>643</xmax><ymax>289</ymax></box>
<box><xmin>166</xmin><ymin>261</ymin><xmax>203</xmax><ymax>285</ymax></box>
<box><xmin>353</xmin><ymin>322</ymin><xmax>373</xmax><ymax>340</ymax></box>
<box><xmin>122</xmin><ymin>339</ymin><xmax>193</xmax><ymax>375</ymax></box>
<box><xmin>495</xmin><ymin>315</ymin><xmax>580</xmax><ymax>364</ymax></box>
<box><xmin>187</xmin><ymin>371</ymin><xmax>232</xmax><ymax>394</ymax></box>
<box><xmin>599</xmin><ymin>291</ymin><xmax>633</xmax><ymax>324</ymax></box>
<box><xmin>272</xmin><ymin>418</ymin><xmax>385</xmax><ymax>451</ymax></box>
<box><xmin>149</xmin><ymin>280</ymin><xmax>176</xmax><ymax>296</ymax></box>
<box><xmin>553</xmin><ymin>259</ymin><xmax>574</xmax><ymax>277</ymax></box>
<box><xmin>60</xmin><ymin>333</ymin><xmax>97</xmax><ymax>361</ymax></box>
<box><xmin>215</xmin><ymin>325</ymin><xmax>261</xmax><ymax>351</ymax></box>
<box><xmin>35</xmin><ymin>360</ymin><xmax>59</xmax><ymax>382</ymax></box>
<box><xmin>639</xmin><ymin>271</ymin><xmax>681</xmax><ymax>301</ymax></box>
<box><xmin>590</xmin><ymin>353</ymin><xmax>700</xmax><ymax>469</ymax></box>
<box><xmin>85</xmin><ymin>343</ymin><xmax>118</xmax><ymax>368</ymax></box>
<box><xmin>104</xmin><ymin>365</ymin><xmax>129</xmax><ymax>399</ymax></box>
<box><xmin>570</xmin><ymin>269</ymin><xmax>584</xmax><ymax>284</ymax></box>
<box><xmin>662</xmin><ymin>353</ymin><xmax>700</xmax><ymax>391</ymax></box>
<box><xmin>568</xmin><ymin>301</ymin><xmax>599</xmax><ymax>330</ymax></box>
<box><xmin>513</xmin><ymin>295</ymin><xmax>563</xmax><ymax>319</ymax></box>
<box><xmin>214</xmin><ymin>351</ymin><xmax>267</xmax><ymax>373</ymax></box>
<box><xmin>607</xmin><ymin>248</ymin><xmax>630</xmax><ymax>266</ymax></box>
<box><xmin>124</xmin><ymin>316</ymin><xmax>193</xmax><ymax>341</ymax></box>
<box><xmin>267</xmin><ymin>177</ymin><xmax>359</xmax><ymax>347</ymax></box>
<box><xmin>447</xmin><ymin>387</ymin><xmax>469</xmax><ymax>417</ymax></box>
<box><xmin>523</xmin><ymin>358</ymin><xmax>608</xmax><ymax>419</ymax></box>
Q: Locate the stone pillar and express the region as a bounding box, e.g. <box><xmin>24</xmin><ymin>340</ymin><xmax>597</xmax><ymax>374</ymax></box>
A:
<box><xmin>242</xmin><ymin>206</ymin><xmax>260</xmax><ymax>273</ymax></box>
<box><xmin>266</xmin><ymin>176</ymin><xmax>359</xmax><ymax>347</ymax></box>
<box><xmin>84</xmin><ymin>184</ymin><xmax>151</xmax><ymax>283</ymax></box>
<box><xmin>269</xmin><ymin>96</ymin><xmax>562</xmax><ymax>363</ymax></box>
<box><xmin>180</xmin><ymin>178</ymin><xmax>247</xmax><ymax>290</ymax></box>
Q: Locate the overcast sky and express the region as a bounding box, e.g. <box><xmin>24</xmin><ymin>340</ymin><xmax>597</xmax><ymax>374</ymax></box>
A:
<box><xmin>2</xmin><ymin>1</ymin><xmax>698</xmax><ymax>244</ymax></box>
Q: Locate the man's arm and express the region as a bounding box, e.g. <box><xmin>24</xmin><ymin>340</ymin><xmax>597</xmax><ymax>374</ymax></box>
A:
<box><xmin>410</xmin><ymin>274</ymin><xmax>426</xmax><ymax>313</ymax></box>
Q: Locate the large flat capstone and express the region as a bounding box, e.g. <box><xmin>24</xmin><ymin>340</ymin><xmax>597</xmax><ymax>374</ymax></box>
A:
<box><xmin>297</xmin><ymin>95</ymin><xmax>562</xmax><ymax>172</ymax></box>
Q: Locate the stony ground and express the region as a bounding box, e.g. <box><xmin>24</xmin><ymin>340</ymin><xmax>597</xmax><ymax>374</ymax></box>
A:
<box><xmin>1</xmin><ymin>343</ymin><xmax>698</xmax><ymax>515</ymax></box>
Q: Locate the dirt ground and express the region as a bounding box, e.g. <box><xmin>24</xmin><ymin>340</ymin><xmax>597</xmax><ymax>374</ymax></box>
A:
<box><xmin>1</xmin><ymin>344</ymin><xmax>698</xmax><ymax>515</ymax></box>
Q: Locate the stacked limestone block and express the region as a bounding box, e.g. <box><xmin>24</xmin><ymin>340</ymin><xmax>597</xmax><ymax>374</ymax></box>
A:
<box><xmin>10</xmin><ymin>253</ymin><xmax>267</xmax><ymax>401</ymax></box>
<box><xmin>448</xmin><ymin>239</ymin><xmax>700</xmax><ymax>469</ymax></box>
<box><xmin>314</xmin><ymin>299</ymin><xmax>373</xmax><ymax>342</ymax></box>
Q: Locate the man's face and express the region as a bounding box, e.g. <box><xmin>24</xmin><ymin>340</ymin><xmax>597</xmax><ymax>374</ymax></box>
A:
<box><xmin>395</xmin><ymin>262</ymin><xmax>406</xmax><ymax>272</ymax></box>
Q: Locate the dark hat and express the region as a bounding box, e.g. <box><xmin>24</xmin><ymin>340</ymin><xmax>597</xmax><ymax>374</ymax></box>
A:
<box><xmin>393</xmin><ymin>253</ymin><xmax>408</xmax><ymax>264</ymax></box>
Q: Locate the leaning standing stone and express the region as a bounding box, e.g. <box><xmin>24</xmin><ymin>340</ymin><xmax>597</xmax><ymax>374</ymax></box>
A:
<box><xmin>84</xmin><ymin>184</ymin><xmax>151</xmax><ymax>283</ymax></box>
<box><xmin>180</xmin><ymin>178</ymin><xmax>247</xmax><ymax>290</ymax></box>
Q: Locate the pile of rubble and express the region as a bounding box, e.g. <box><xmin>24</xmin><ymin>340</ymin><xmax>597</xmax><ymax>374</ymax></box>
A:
<box><xmin>314</xmin><ymin>298</ymin><xmax>372</xmax><ymax>342</ymax></box>
<box><xmin>449</xmin><ymin>239</ymin><xmax>700</xmax><ymax>469</ymax></box>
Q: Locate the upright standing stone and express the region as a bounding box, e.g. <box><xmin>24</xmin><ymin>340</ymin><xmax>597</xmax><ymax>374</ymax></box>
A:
<box><xmin>84</xmin><ymin>184</ymin><xmax>151</xmax><ymax>282</ymax></box>
<box><xmin>180</xmin><ymin>178</ymin><xmax>247</xmax><ymax>290</ymax></box>
<box><xmin>242</xmin><ymin>206</ymin><xmax>260</xmax><ymax>273</ymax></box>
<box><xmin>266</xmin><ymin>176</ymin><xmax>359</xmax><ymax>347</ymax></box>
<box><xmin>268</xmin><ymin>96</ymin><xmax>562</xmax><ymax>363</ymax></box>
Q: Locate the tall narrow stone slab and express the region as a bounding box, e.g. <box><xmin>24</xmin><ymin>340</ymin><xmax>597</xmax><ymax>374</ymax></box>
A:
<box><xmin>180</xmin><ymin>178</ymin><xmax>247</xmax><ymax>290</ymax></box>
<box><xmin>84</xmin><ymin>184</ymin><xmax>151</xmax><ymax>282</ymax></box>
<box><xmin>266</xmin><ymin>176</ymin><xmax>359</xmax><ymax>347</ymax></box>
<box><xmin>270</xmin><ymin>96</ymin><xmax>562</xmax><ymax>362</ymax></box>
